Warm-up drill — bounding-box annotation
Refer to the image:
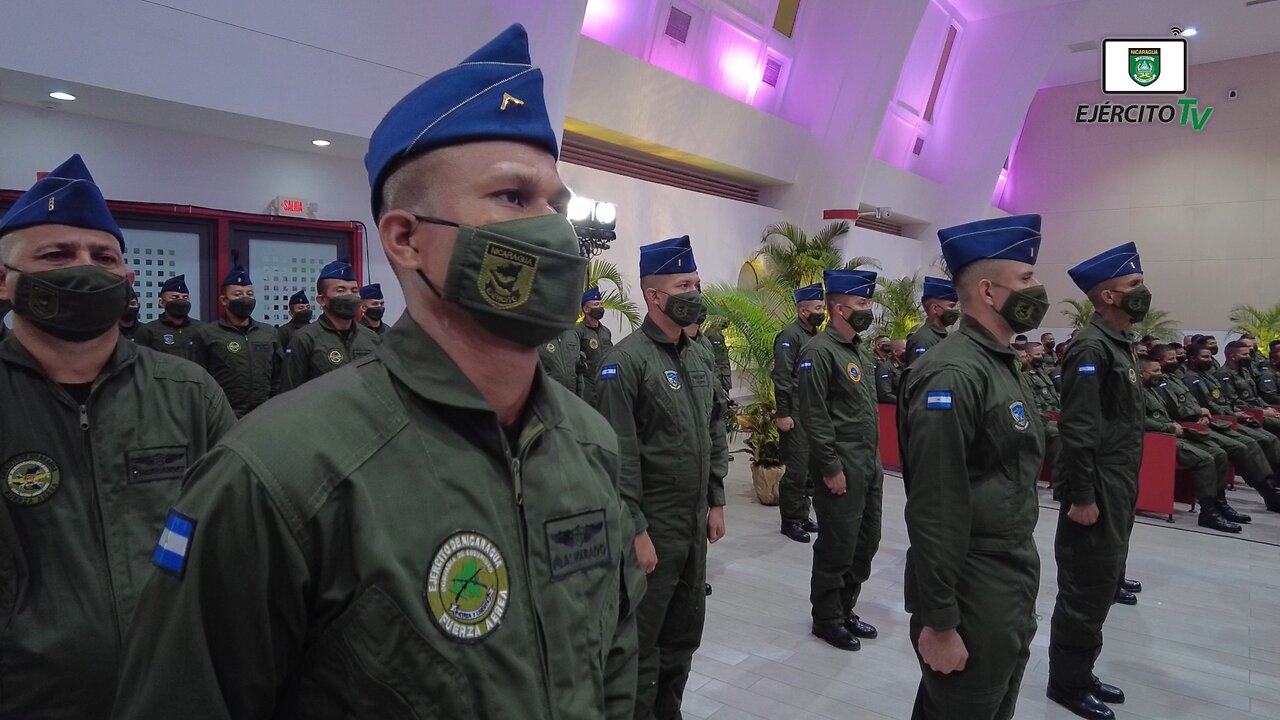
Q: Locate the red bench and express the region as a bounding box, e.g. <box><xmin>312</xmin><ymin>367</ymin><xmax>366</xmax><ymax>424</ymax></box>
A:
<box><xmin>878</xmin><ymin>404</ymin><xmax>900</xmax><ymax>472</ymax></box>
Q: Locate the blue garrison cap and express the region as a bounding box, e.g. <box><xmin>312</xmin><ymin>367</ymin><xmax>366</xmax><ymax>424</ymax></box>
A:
<box><xmin>824</xmin><ymin>269</ymin><xmax>878</xmax><ymax>298</ymax></box>
<box><xmin>939</xmin><ymin>214</ymin><xmax>1041</xmax><ymax>276</ymax></box>
<box><xmin>319</xmin><ymin>258</ymin><xmax>356</xmax><ymax>282</ymax></box>
<box><xmin>582</xmin><ymin>286</ymin><xmax>602</xmax><ymax>304</ymax></box>
<box><xmin>794</xmin><ymin>283</ymin><xmax>824</xmax><ymax>303</ymax></box>
<box><xmin>365</xmin><ymin>24</ymin><xmax>559</xmax><ymax>216</ymax></box>
<box><xmin>1068</xmin><ymin>242</ymin><xmax>1143</xmax><ymax>293</ymax></box>
<box><xmin>922</xmin><ymin>276</ymin><xmax>957</xmax><ymax>302</ymax></box>
<box><xmin>288</xmin><ymin>290</ymin><xmax>309</xmax><ymax>306</ymax></box>
<box><xmin>0</xmin><ymin>154</ymin><xmax>124</xmax><ymax>248</ymax></box>
<box><xmin>639</xmin><ymin>236</ymin><xmax>697</xmax><ymax>277</ymax></box>
<box><xmin>359</xmin><ymin>283</ymin><xmax>383</xmax><ymax>300</ymax></box>
<box><xmin>160</xmin><ymin>275</ymin><xmax>189</xmax><ymax>295</ymax></box>
<box><xmin>221</xmin><ymin>266</ymin><xmax>252</xmax><ymax>287</ymax></box>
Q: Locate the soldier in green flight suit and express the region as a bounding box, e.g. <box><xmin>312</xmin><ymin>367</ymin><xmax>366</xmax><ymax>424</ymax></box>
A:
<box><xmin>188</xmin><ymin>266</ymin><xmax>284</xmax><ymax>418</ymax></box>
<box><xmin>132</xmin><ymin>273</ymin><xmax>202</xmax><ymax>359</ymax></box>
<box><xmin>358</xmin><ymin>282</ymin><xmax>390</xmax><ymax>335</ymax></box>
<box><xmin>1243</xmin><ymin>336</ymin><xmax>1280</xmax><ymax>403</ymax></box>
<box><xmin>576</xmin><ymin>286</ymin><xmax>613</xmax><ymax>403</ymax></box>
<box><xmin>799</xmin><ymin>268</ymin><xmax>883</xmax><ymax>652</ymax></box>
<box><xmin>115</xmin><ymin>24</ymin><xmax>640</xmax><ymax>720</ymax></box>
<box><xmin>592</xmin><ymin>234</ymin><xmax>728</xmax><ymax>720</ymax></box>
<box><xmin>899</xmin><ymin>214</ymin><xmax>1048</xmax><ymax>720</ymax></box>
<box><xmin>1150</xmin><ymin>343</ymin><xmax>1278</xmax><ymax>514</ymax></box>
<box><xmin>702</xmin><ymin>318</ymin><xmax>732</xmax><ymax>397</ymax></box>
<box><xmin>905</xmin><ymin>276</ymin><xmax>959</xmax><ymax>365</ymax></box>
<box><xmin>1223</xmin><ymin>340</ymin><xmax>1280</xmax><ymax>435</ymax></box>
<box><xmin>0</xmin><ymin>154</ymin><xmax>235</xmax><ymax>719</ymax></box>
<box><xmin>119</xmin><ymin>286</ymin><xmax>142</xmax><ymax>338</ymax></box>
<box><xmin>282</xmin><ymin>257</ymin><xmax>380</xmax><ymax>390</ymax></box>
<box><xmin>276</xmin><ymin>288</ymin><xmax>312</xmax><ymax>349</ymax></box>
<box><xmin>874</xmin><ymin>335</ymin><xmax>902</xmax><ymax>404</ymax></box>
<box><xmin>1025</xmin><ymin>342</ymin><xmax>1062</xmax><ymax>474</ymax></box>
<box><xmin>1186</xmin><ymin>344</ymin><xmax>1280</xmax><ymax>471</ymax></box>
<box><xmin>1048</xmin><ymin>241</ymin><xmax>1150</xmax><ymax>720</ymax></box>
<box><xmin>1136</xmin><ymin>356</ymin><xmax>1240</xmax><ymax>532</ymax></box>
<box><xmin>539</xmin><ymin>324</ymin><xmax>584</xmax><ymax>394</ymax></box>
<box><xmin>772</xmin><ymin>283</ymin><xmax>825</xmax><ymax>543</ymax></box>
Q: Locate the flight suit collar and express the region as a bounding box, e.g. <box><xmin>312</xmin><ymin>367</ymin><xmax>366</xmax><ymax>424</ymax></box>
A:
<box><xmin>824</xmin><ymin>324</ymin><xmax>862</xmax><ymax>347</ymax></box>
<box><xmin>216</xmin><ymin>317</ymin><xmax>262</xmax><ymax>334</ymax></box>
<box><xmin>158</xmin><ymin>314</ymin><xmax>192</xmax><ymax>328</ymax></box>
<box><xmin>793</xmin><ymin>318</ymin><xmax>818</xmax><ymax>336</ymax></box>
<box><xmin>1088</xmin><ymin>312</ymin><xmax>1134</xmax><ymax>346</ymax></box>
<box><xmin>641</xmin><ymin>315</ymin><xmax>689</xmax><ymax>351</ymax></box>
<box><xmin>0</xmin><ymin>333</ymin><xmax>139</xmax><ymax>382</ymax></box>
<box><xmin>377</xmin><ymin>314</ymin><xmax>564</xmax><ymax>428</ymax></box>
<box><xmin>956</xmin><ymin>316</ymin><xmax>1017</xmax><ymax>360</ymax></box>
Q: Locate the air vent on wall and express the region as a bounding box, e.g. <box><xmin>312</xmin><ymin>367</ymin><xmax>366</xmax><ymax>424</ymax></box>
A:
<box><xmin>855</xmin><ymin>215</ymin><xmax>905</xmax><ymax>237</ymax></box>
<box><xmin>665</xmin><ymin>7</ymin><xmax>693</xmax><ymax>43</ymax></box>
<box><xmin>561</xmin><ymin>133</ymin><xmax>762</xmax><ymax>205</ymax></box>
<box><xmin>762</xmin><ymin>58</ymin><xmax>783</xmax><ymax>87</ymax></box>
<box><xmin>1068</xmin><ymin>40</ymin><xmax>1099</xmax><ymax>53</ymax></box>
<box><xmin>912</xmin><ymin>137</ymin><xmax>925</xmax><ymax>156</ymax></box>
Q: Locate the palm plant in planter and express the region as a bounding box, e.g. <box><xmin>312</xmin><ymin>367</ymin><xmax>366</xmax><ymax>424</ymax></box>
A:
<box><xmin>1229</xmin><ymin>303</ymin><xmax>1280</xmax><ymax>345</ymax></box>
<box><xmin>584</xmin><ymin>259</ymin><xmax>641</xmax><ymax>329</ymax></box>
<box><xmin>872</xmin><ymin>274</ymin><xmax>924</xmax><ymax>340</ymax></box>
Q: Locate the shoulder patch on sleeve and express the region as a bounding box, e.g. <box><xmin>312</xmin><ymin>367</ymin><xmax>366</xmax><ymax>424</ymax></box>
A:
<box><xmin>781</xmin><ymin>341</ymin><xmax>791</xmax><ymax>348</ymax></box>
<box><xmin>1078</xmin><ymin>363</ymin><xmax>1098</xmax><ymax>376</ymax></box>
<box><xmin>600</xmin><ymin>363</ymin><xmax>620</xmax><ymax>380</ymax></box>
<box><xmin>914</xmin><ymin>347</ymin><xmax>927</xmax><ymax>354</ymax></box>
<box><xmin>152</xmin><ymin>508</ymin><xmax>196</xmax><ymax>579</ymax></box>
<box><xmin>799</xmin><ymin>359</ymin><xmax>813</xmax><ymax>371</ymax></box>
<box><xmin>926</xmin><ymin>391</ymin><xmax>953</xmax><ymax>410</ymax></box>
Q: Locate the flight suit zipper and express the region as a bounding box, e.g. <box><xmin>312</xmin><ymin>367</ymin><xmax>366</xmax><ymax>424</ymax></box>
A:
<box><xmin>72</xmin><ymin>383</ymin><xmax>123</xmax><ymax>648</ymax></box>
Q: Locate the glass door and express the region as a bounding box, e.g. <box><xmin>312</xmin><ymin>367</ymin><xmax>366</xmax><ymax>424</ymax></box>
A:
<box><xmin>229</xmin><ymin>226</ymin><xmax>352</xmax><ymax>326</ymax></box>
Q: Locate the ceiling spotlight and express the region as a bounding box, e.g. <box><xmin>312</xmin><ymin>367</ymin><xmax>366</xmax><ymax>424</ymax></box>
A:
<box><xmin>593</xmin><ymin>201</ymin><xmax>617</xmax><ymax>227</ymax></box>
<box><xmin>48</xmin><ymin>91</ymin><xmax>76</xmax><ymax>101</ymax></box>
<box><xmin>311</xmin><ymin>139</ymin><xmax>332</xmax><ymax>147</ymax></box>
<box><xmin>567</xmin><ymin>195</ymin><xmax>594</xmax><ymax>222</ymax></box>
<box><xmin>1181</xmin><ymin>27</ymin><xmax>1198</xmax><ymax>37</ymax></box>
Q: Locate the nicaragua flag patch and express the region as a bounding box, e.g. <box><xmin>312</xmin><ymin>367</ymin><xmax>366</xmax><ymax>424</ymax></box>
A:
<box><xmin>1078</xmin><ymin>363</ymin><xmax>1098</xmax><ymax>376</ymax></box>
<box><xmin>152</xmin><ymin>508</ymin><xmax>196</xmax><ymax>578</ymax></box>
<box><xmin>599</xmin><ymin>364</ymin><xmax>620</xmax><ymax>380</ymax></box>
<box><xmin>926</xmin><ymin>391</ymin><xmax>953</xmax><ymax>410</ymax></box>
<box><xmin>799</xmin><ymin>359</ymin><xmax>813</xmax><ymax>372</ymax></box>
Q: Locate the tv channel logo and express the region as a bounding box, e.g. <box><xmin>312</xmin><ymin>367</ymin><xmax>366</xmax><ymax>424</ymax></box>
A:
<box><xmin>1101</xmin><ymin>38</ymin><xmax>1187</xmax><ymax>94</ymax></box>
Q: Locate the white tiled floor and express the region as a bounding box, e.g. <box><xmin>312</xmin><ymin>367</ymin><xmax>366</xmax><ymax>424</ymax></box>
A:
<box><xmin>687</xmin><ymin>457</ymin><xmax>1280</xmax><ymax>719</ymax></box>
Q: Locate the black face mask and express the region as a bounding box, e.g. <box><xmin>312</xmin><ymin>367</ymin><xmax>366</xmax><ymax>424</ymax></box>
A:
<box><xmin>1162</xmin><ymin>363</ymin><xmax>1180</xmax><ymax>374</ymax></box>
<box><xmin>293</xmin><ymin>310</ymin><xmax>313</xmax><ymax>324</ymax></box>
<box><xmin>1144</xmin><ymin>374</ymin><xmax>1163</xmax><ymax>387</ymax></box>
<box><xmin>6</xmin><ymin>264</ymin><xmax>130</xmax><ymax>342</ymax></box>
<box><xmin>806</xmin><ymin>311</ymin><xmax>826</xmax><ymax>327</ymax></box>
<box><xmin>939</xmin><ymin>309</ymin><xmax>961</xmax><ymax>327</ymax></box>
<box><xmin>1193</xmin><ymin>359</ymin><xmax>1214</xmax><ymax>372</ymax></box>
<box><xmin>227</xmin><ymin>297</ymin><xmax>256</xmax><ymax>319</ymax></box>
<box><xmin>877</xmin><ymin>344</ymin><xmax>891</xmax><ymax>355</ymax></box>
<box><xmin>122</xmin><ymin>306</ymin><xmax>140</xmax><ymax>323</ymax></box>
<box><xmin>364</xmin><ymin>306</ymin><xmax>386</xmax><ymax>322</ymax></box>
<box><xmin>587</xmin><ymin>307</ymin><xmax>605</xmax><ymax>321</ymax></box>
<box><xmin>165</xmin><ymin>299</ymin><xmax>191</xmax><ymax>320</ymax></box>
<box><xmin>1207</xmin><ymin>345</ymin><xmax>1219</xmax><ymax>356</ymax></box>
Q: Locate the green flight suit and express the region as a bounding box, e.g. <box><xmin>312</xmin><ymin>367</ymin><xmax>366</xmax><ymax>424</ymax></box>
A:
<box><xmin>1224</xmin><ymin>366</ymin><xmax>1280</xmax><ymax>435</ymax></box>
<box><xmin>132</xmin><ymin>315</ymin><xmax>202</xmax><ymax>360</ymax></box>
<box><xmin>591</xmin><ymin>317</ymin><xmax>728</xmax><ymax>720</ymax></box>
<box><xmin>1255</xmin><ymin>363</ymin><xmax>1280</xmax><ymax>404</ymax></box>
<box><xmin>540</xmin><ymin>326</ymin><xmax>584</xmax><ymax>396</ymax></box>
<box><xmin>119</xmin><ymin>320</ymin><xmax>140</xmax><ymax>339</ymax></box>
<box><xmin>1049</xmin><ymin>313</ymin><xmax>1144</xmax><ymax>691</ymax></box>
<box><xmin>905</xmin><ymin>322</ymin><xmax>947</xmax><ymax>366</ymax></box>
<box><xmin>899</xmin><ymin>318</ymin><xmax>1043</xmax><ymax>720</ymax></box>
<box><xmin>276</xmin><ymin>316</ymin><xmax>311</xmax><ymax>351</ymax></box>
<box><xmin>188</xmin><ymin>318</ymin><xmax>283</xmax><ymax>418</ymax></box>
<box><xmin>874</xmin><ymin>354</ymin><xmax>902</xmax><ymax>404</ymax></box>
<box><xmin>282</xmin><ymin>315</ymin><xmax>380</xmax><ymax>391</ymax></box>
<box><xmin>576</xmin><ymin>319</ymin><xmax>614</xmax><ymax>404</ymax></box>
<box><xmin>703</xmin><ymin>324</ymin><xmax>732</xmax><ymax>396</ymax></box>
<box><xmin>1155</xmin><ymin>374</ymin><xmax>1275</xmax><ymax>490</ymax></box>
<box><xmin>114</xmin><ymin>317</ymin><xmax>642</xmax><ymax>720</ymax></box>
<box><xmin>0</xmin><ymin>335</ymin><xmax>234</xmax><ymax>718</ymax></box>
<box><xmin>797</xmin><ymin>326</ymin><xmax>881</xmax><ymax>626</ymax></box>
<box><xmin>360</xmin><ymin>319</ymin><xmax>389</xmax><ymax>336</ymax></box>
<box><xmin>1142</xmin><ymin>384</ymin><xmax>1226</xmax><ymax>499</ymax></box>
<box><xmin>1026</xmin><ymin>364</ymin><xmax>1061</xmax><ymax>478</ymax></box>
<box><xmin>771</xmin><ymin>319</ymin><xmax>819</xmax><ymax>523</ymax></box>
<box><xmin>1186</xmin><ymin>368</ymin><xmax>1280</xmax><ymax>468</ymax></box>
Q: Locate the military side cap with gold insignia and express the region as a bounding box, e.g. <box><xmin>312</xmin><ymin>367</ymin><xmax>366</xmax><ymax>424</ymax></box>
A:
<box><xmin>221</xmin><ymin>266</ymin><xmax>253</xmax><ymax>287</ymax></box>
<box><xmin>0</xmin><ymin>154</ymin><xmax>124</xmax><ymax>249</ymax></box>
<box><xmin>288</xmin><ymin>290</ymin><xmax>309</xmax><ymax>305</ymax></box>
<box><xmin>1068</xmin><ymin>241</ymin><xmax>1143</xmax><ymax>293</ymax></box>
<box><xmin>640</xmin><ymin>236</ymin><xmax>697</xmax><ymax>277</ymax></box>
<box><xmin>319</xmin><ymin>258</ymin><xmax>356</xmax><ymax>282</ymax></box>
<box><xmin>824</xmin><ymin>269</ymin><xmax>877</xmax><ymax>298</ymax></box>
<box><xmin>938</xmin><ymin>214</ymin><xmax>1041</xmax><ymax>276</ymax></box>
<box><xmin>364</xmin><ymin>23</ymin><xmax>559</xmax><ymax>216</ymax></box>
<box><xmin>793</xmin><ymin>283</ymin><xmax>824</xmax><ymax>303</ymax></box>
<box><xmin>359</xmin><ymin>283</ymin><xmax>383</xmax><ymax>300</ymax></box>
<box><xmin>922</xmin><ymin>276</ymin><xmax>957</xmax><ymax>302</ymax></box>
<box><xmin>582</xmin><ymin>286</ymin><xmax>602</xmax><ymax>304</ymax></box>
<box><xmin>160</xmin><ymin>275</ymin><xmax>189</xmax><ymax>294</ymax></box>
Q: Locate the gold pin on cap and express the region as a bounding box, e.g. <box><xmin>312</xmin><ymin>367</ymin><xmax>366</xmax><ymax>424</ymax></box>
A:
<box><xmin>500</xmin><ymin>92</ymin><xmax>525</xmax><ymax>111</ymax></box>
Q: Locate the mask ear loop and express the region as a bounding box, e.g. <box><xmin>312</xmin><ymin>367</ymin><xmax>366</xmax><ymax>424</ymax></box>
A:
<box><xmin>410</xmin><ymin>215</ymin><xmax>461</xmax><ymax>301</ymax></box>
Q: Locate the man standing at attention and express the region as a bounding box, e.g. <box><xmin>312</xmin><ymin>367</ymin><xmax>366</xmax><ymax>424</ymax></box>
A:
<box><xmin>276</xmin><ymin>288</ymin><xmax>312</xmax><ymax>349</ymax></box>
<box><xmin>593</xmin><ymin>234</ymin><xmax>728</xmax><ymax>720</ymax></box>
<box><xmin>900</xmin><ymin>215</ymin><xmax>1048</xmax><ymax>719</ymax></box>
<box><xmin>282</xmin><ymin>257</ymin><xmax>379</xmax><ymax>390</ymax></box>
<box><xmin>358</xmin><ymin>282</ymin><xmax>389</xmax><ymax>335</ymax></box>
<box><xmin>188</xmin><ymin>266</ymin><xmax>283</xmax><ymax>418</ymax></box>
<box><xmin>576</xmin><ymin>285</ymin><xmax>613</xmax><ymax>403</ymax></box>
<box><xmin>132</xmin><ymin>273</ymin><xmax>201</xmax><ymax>359</ymax></box>
<box><xmin>1048</xmin><ymin>241</ymin><xmax>1149</xmax><ymax>720</ymax></box>
<box><xmin>772</xmin><ymin>282</ymin><xmax>825</xmax><ymax>543</ymax></box>
<box><xmin>906</xmin><ymin>276</ymin><xmax>959</xmax><ymax>365</ymax></box>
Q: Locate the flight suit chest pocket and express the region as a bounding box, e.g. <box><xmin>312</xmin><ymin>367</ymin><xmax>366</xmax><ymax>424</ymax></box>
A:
<box><xmin>644</xmin><ymin>370</ymin><xmax>685</xmax><ymax>424</ymax></box>
<box><xmin>125</xmin><ymin>446</ymin><xmax>187</xmax><ymax>484</ymax></box>
<box><xmin>251</xmin><ymin>341</ymin><xmax>272</xmax><ymax>355</ymax></box>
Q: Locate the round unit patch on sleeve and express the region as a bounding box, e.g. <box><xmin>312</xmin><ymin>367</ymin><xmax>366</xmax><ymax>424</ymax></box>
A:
<box><xmin>846</xmin><ymin>362</ymin><xmax>862</xmax><ymax>382</ymax></box>
<box><xmin>3</xmin><ymin>453</ymin><xmax>61</xmax><ymax>506</ymax></box>
<box><xmin>425</xmin><ymin>531</ymin><xmax>510</xmax><ymax>643</ymax></box>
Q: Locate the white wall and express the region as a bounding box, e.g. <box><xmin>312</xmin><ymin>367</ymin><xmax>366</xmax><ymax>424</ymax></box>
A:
<box><xmin>1006</xmin><ymin>51</ymin><xmax>1280</xmax><ymax>332</ymax></box>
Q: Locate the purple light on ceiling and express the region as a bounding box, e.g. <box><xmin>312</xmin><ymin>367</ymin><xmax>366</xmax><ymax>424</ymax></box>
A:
<box><xmin>581</xmin><ymin>0</ymin><xmax>625</xmax><ymax>45</ymax></box>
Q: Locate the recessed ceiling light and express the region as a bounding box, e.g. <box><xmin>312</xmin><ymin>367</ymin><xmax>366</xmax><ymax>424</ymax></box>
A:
<box><xmin>311</xmin><ymin>139</ymin><xmax>331</xmax><ymax>147</ymax></box>
<box><xmin>48</xmin><ymin>91</ymin><xmax>76</xmax><ymax>101</ymax></box>
<box><xmin>1181</xmin><ymin>27</ymin><xmax>1198</xmax><ymax>37</ymax></box>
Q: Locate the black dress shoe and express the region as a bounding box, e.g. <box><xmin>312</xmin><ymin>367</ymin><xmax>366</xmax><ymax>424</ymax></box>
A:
<box><xmin>781</xmin><ymin>522</ymin><xmax>811</xmax><ymax>543</ymax></box>
<box><xmin>705</xmin><ymin>583</ymin><xmax>712</xmax><ymax>596</ymax></box>
<box><xmin>1047</xmin><ymin>682</ymin><xmax>1115</xmax><ymax>720</ymax></box>
<box><xmin>1218</xmin><ymin>498</ymin><xmax>1251</xmax><ymax>524</ymax></box>
<box><xmin>1198</xmin><ymin>505</ymin><xmax>1243</xmax><ymax>533</ymax></box>
<box><xmin>1121</xmin><ymin>578</ymin><xmax>1142</xmax><ymax>593</ymax></box>
<box><xmin>1091</xmin><ymin>678</ymin><xmax>1125</xmax><ymax>704</ymax></box>
<box><xmin>800</xmin><ymin>518</ymin><xmax>820</xmax><ymax>533</ymax></box>
<box><xmin>811</xmin><ymin>623</ymin><xmax>860</xmax><ymax>651</ymax></box>
<box><xmin>1113</xmin><ymin>589</ymin><xmax>1137</xmax><ymax>606</ymax></box>
<box><xmin>843</xmin><ymin>615</ymin><xmax>878</xmax><ymax>639</ymax></box>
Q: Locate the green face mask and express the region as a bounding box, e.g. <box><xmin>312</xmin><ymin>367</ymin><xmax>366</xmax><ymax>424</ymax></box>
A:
<box><xmin>940</xmin><ymin>308</ymin><xmax>961</xmax><ymax>326</ymax></box>
<box><xmin>846</xmin><ymin>307</ymin><xmax>874</xmax><ymax>333</ymax></box>
<box><xmin>327</xmin><ymin>294</ymin><xmax>362</xmax><ymax>320</ymax></box>
<box><xmin>995</xmin><ymin>283</ymin><xmax>1050</xmax><ymax>334</ymax></box>
<box><xmin>659</xmin><ymin>290</ymin><xmax>704</xmax><ymax>328</ymax></box>
<box><xmin>1117</xmin><ymin>284</ymin><xmax>1151</xmax><ymax>323</ymax></box>
<box><xmin>414</xmin><ymin>214</ymin><xmax>586</xmax><ymax>347</ymax></box>
<box><xmin>6</xmin><ymin>263</ymin><xmax>129</xmax><ymax>342</ymax></box>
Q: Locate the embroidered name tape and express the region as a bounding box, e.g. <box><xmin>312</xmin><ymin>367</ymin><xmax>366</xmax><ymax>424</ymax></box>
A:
<box><xmin>152</xmin><ymin>508</ymin><xmax>196</xmax><ymax>578</ymax></box>
<box><xmin>600</xmin><ymin>364</ymin><xmax>619</xmax><ymax>380</ymax></box>
<box><xmin>926</xmin><ymin>391</ymin><xmax>953</xmax><ymax>409</ymax></box>
<box><xmin>1078</xmin><ymin>363</ymin><xmax>1098</xmax><ymax>376</ymax></box>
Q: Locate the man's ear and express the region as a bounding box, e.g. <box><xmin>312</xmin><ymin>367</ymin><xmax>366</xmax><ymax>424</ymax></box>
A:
<box><xmin>379</xmin><ymin>210</ymin><xmax>422</xmax><ymax>273</ymax></box>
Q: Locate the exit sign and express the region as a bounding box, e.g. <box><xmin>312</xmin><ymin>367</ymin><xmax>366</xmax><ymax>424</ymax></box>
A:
<box><xmin>274</xmin><ymin>196</ymin><xmax>308</xmax><ymax>217</ymax></box>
